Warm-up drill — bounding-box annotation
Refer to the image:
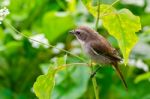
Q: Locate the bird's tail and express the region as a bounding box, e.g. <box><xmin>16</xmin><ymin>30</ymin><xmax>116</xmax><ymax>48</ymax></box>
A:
<box><xmin>113</xmin><ymin>63</ymin><xmax>128</xmax><ymax>91</ymax></box>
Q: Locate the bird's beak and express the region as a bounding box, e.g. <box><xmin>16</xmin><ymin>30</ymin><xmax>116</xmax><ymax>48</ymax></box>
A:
<box><xmin>69</xmin><ymin>30</ymin><xmax>75</xmax><ymax>35</ymax></box>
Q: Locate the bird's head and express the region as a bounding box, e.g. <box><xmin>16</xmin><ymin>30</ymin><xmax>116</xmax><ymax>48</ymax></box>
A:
<box><xmin>69</xmin><ymin>26</ymin><xmax>97</xmax><ymax>42</ymax></box>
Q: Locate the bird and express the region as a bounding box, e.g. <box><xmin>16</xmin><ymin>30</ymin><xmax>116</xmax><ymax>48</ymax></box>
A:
<box><xmin>69</xmin><ymin>26</ymin><xmax>128</xmax><ymax>90</ymax></box>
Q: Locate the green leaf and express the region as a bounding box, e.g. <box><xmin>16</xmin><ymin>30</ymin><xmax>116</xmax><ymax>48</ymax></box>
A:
<box><xmin>42</xmin><ymin>12</ymin><xmax>75</xmax><ymax>42</ymax></box>
<box><xmin>33</xmin><ymin>56</ymin><xmax>67</xmax><ymax>99</ymax></box>
<box><xmin>82</xmin><ymin>0</ymin><xmax>141</xmax><ymax>64</ymax></box>
<box><xmin>134</xmin><ymin>72</ymin><xmax>150</xmax><ymax>84</ymax></box>
<box><xmin>102</xmin><ymin>8</ymin><xmax>141</xmax><ymax>64</ymax></box>
<box><xmin>0</xmin><ymin>87</ymin><xmax>12</xmax><ymax>99</ymax></box>
<box><xmin>4</xmin><ymin>41</ymin><xmax>23</xmax><ymax>56</ymax></box>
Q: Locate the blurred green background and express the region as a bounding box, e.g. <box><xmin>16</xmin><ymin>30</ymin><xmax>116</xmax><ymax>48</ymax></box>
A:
<box><xmin>0</xmin><ymin>0</ymin><xmax>150</xmax><ymax>99</ymax></box>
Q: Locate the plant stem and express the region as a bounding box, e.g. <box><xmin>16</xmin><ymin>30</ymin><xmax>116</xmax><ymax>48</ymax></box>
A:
<box><xmin>90</xmin><ymin>61</ymin><xmax>99</xmax><ymax>99</ymax></box>
<box><xmin>91</xmin><ymin>0</ymin><xmax>101</xmax><ymax>99</ymax></box>
<box><xmin>92</xmin><ymin>76</ymin><xmax>99</xmax><ymax>99</ymax></box>
<box><xmin>5</xmin><ymin>21</ymin><xmax>86</xmax><ymax>62</ymax></box>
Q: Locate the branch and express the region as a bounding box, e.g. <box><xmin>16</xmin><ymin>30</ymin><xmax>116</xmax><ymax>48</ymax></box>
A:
<box><xmin>90</xmin><ymin>61</ymin><xmax>99</xmax><ymax>99</ymax></box>
<box><xmin>92</xmin><ymin>0</ymin><xmax>101</xmax><ymax>99</ymax></box>
<box><xmin>5</xmin><ymin>21</ymin><xmax>86</xmax><ymax>62</ymax></box>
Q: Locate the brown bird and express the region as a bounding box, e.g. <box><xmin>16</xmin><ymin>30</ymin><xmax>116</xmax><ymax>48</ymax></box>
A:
<box><xmin>69</xmin><ymin>26</ymin><xmax>128</xmax><ymax>90</ymax></box>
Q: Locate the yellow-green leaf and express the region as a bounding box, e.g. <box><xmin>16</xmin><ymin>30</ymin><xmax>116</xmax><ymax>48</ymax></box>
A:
<box><xmin>101</xmin><ymin>7</ymin><xmax>141</xmax><ymax>64</ymax></box>
<box><xmin>33</xmin><ymin>66</ymin><xmax>57</xmax><ymax>99</ymax></box>
<box><xmin>82</xmin><ymin>0</ymin><xmax>141</xmax><ymax>64</ymax></box>
<box><xmin>33</xmin><ymin>56</ymin><xmax>67</xmax><ymax>99</ymax></box>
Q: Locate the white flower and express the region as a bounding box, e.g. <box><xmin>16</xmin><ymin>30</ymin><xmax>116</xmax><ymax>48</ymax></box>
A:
<box><xmin>52</xmin><ymin>43</ymin><xmax>65</xmax><ymax>54</ymax></box>
<box><xmin>71</xmin><ymin>40</ymin><xmax>80</xmax><ymax>46</ymax></box>
<box><xmin>51</xmin><ymin>57</ymin><xmax>57</xmax><ymax>63</ymax></box>
<box><xmin>121</xmin><ymin>0</ymin><xmax>144</xmax><ymax>7</ymax></box>
<box><xmin>0</xmin><ymin>7</ymin><xmax>9</xmax><ymax>23</ymax></box>
<box><xmin>128</xmin><ymin>59</ymin><xmax>149</xmax><ymax>72</ymax></box>
<box><xmin>29</xmin><ymin>34</ymin><xmax>49</xmax><ymax>48</ymax></box>
<box><xmin>70</xmin><ymin>40</ymin><xmax>82</xmax><ymax>54</ymax></box>
<box><xmin>71</xmin><ymin>48</ymin><xmax>82</xmax><ymax>54</ymax></box>
<box><xmin>145</xmin><ymin>0</ymin><xmax>150</xmax><ymax>13</ymax></box>
<box><xmin>136</xmin><ymin>59</ymin><xmax>149</xmax><ymax>72</ymax></box>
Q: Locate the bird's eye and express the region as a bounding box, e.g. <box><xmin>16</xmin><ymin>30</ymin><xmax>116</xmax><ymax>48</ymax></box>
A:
<box><xmin>76</xmin><ymin>31</ymin><xmax>80</xmax><ymax>34</ymax></box>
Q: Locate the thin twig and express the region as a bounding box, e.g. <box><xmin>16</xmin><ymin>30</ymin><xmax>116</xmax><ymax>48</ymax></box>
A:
<box><xmin>91</xmin><ymin>0</ymin><xmax>101</xmax><ymax>99</ymax></box>
<box><xmin>92</xmin><ymin>76</ymin><xmax>99</xmax><ymax>99</ymax></box>
<box><xmin>90</xmin><ymin>61</ymin><xmax>99</xmax><ymax>99</ymax></box>
<box><xmin>5</xmin><ymin>21</ymin><xmax>86</xmax><ymax>62</ymax></box>
<box><xmin>64</xmin><ymin>63</ymin><xmax>88</xmax><ymax>67</ymax></box>
<box><xmin>47</xmin><ymin>62</ymin><xmax>89</xmax><ymax>74</ymax></box>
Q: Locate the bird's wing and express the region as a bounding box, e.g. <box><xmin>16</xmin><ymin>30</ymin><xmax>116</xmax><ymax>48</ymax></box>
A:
<box><xmin>89</xmin><ymin>37</ymin><xmax>121</xmax><ymax>61</ymax></box>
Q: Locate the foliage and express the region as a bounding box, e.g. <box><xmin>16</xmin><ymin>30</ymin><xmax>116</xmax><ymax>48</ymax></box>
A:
<box><xmin>33</xmin><ymin>56</ymin><xmax>66</xmax><ymax>99</ymax></box>
<box><xmin>82</xmin><ymin>0</ymin><xmax>141</xmax><ymax>64</ymax></box>
<box><xmin>33</xmin><ymin>66</ymin><xmax>56</xmax><ymax>99</ymax></box>
<box><xmin>43</xmin><ymin>12</ymin><xmax>74</xmax><ymax>43</ymax></box>
<box><xmin>0</xmin><ymin>0</ymin><xmax>150</xmax><ymax>99</ymax></box>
